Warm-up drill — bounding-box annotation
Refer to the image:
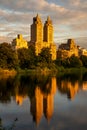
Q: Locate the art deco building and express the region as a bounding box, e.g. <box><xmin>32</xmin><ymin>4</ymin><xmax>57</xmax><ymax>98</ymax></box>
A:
<box><xmin>57</xmin><ymin>39</ymin><xmax>78</xmax><ymax>59</ymax></box>
<box><xmin>12</xmin><ymin>34</ymin><xmax>28</xmax><ymax>50</ymax></box>
<box><xmin>30</xmin><ymin>14</ymin><xmax>56</xmax><ymax>60</ymax></box>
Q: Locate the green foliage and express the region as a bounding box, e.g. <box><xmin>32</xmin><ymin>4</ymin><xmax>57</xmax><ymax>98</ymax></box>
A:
<box><xmin>56</xmin><ymin>55</ymin><xmax>83</xmax><ymax>68</ymax></box>
<box><xmin>62</xmin><ymin>58</ymin><xmax>70</xmax><ymax>68</ymax></box>
<box><xmin>17</xmin><ymin>48</ymin><xmax>30</xmax><ymax>69</ymax></box>
<box><xmin>17</xmin><ymin>45</ymin><xmax>36</xmax><ymax>69</ymax></box>
<box><xmin>0</xmin><ymin>43</ymin><xmax>18</xmax><ymax>69</ymax></box>
<box><xmin>38</xmin><ymin>47</ymin><xmax>52</xmax><ymax>64</ymax></box>
<box><xmin>69</xmin><ymin>55</ymin><xmax>82</xmax><ymax>68</ymax></box>
<box><xmin>36</xmin><ymin>47</ymin><xmax>53</xmax><ymax>69</ymax></box>
<box><xmin>0</xmin><ymin>42</ymin><xmax>87</xmax><ymax>71</ymax></box>
<box><xmin>55</xmin><ymin>58</ymin><xmax>62</xmax><ymax>66</ymax></box>
<box><xmin>80</xmin><ymin>55</ymin><xmax>87</xmax><ymax>68</ymax></box>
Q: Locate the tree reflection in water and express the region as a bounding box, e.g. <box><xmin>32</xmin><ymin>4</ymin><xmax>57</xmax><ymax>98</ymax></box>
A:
<box><xmin>0</xmin><ymin>72</ymin><xmax>87</xmax><ymax>126</ymax></box>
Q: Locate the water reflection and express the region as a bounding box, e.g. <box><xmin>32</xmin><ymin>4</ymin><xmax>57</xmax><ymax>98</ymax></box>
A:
<box><xmin>58</xmin><ymin>80</ymin><xmax>79</xmax><ymax>100</ymax></box>
<box><xmin>30</xmin><ymin>77</ymin><xmax>56</xmax><ymax>125</ymax></box>
<box><xmin>0</xmin><ymin>72</ymin><xmax>87</xmax><ymax>127</ymax></box>
<box><xmin>0</xmin><ymin>74</ymin><xmax>57</xmax><ymax>125</ymax></box>
<box><xmin>57</xmin><ymin>72</ymin><xmax>87</xmax><ymax>100</ymax></box>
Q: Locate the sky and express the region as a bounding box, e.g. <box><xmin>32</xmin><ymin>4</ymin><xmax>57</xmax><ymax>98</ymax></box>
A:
<box><xmin>0</xmin><ymin>0</ymin><xmax>87</xmax><ymax>48</ymax></box>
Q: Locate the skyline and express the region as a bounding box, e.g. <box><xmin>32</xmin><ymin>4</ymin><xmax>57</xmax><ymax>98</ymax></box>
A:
<box><xmin>0</xmin><ymin>0</ymin><xmax>87</xmax><ymax>48</ymax></box>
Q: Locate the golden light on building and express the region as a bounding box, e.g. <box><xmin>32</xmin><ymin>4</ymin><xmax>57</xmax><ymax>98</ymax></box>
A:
<box><xmin>12</xmin><ymin>34</ymin><xmax>28</xmax><ymax>50</ymax></box>
<box><xmin>57</xmin><ymin>39</ymin><xmax>78</xmax><ymax>59</ymax></box>
<box><xmin>30</xmin><ymin>14</ymin><xmax>56</xmax><ymax>60</ymax></box>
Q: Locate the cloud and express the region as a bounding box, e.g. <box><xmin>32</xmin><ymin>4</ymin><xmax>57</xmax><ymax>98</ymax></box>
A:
<box><xmin>0</xmin><ymin>36</ymin><xmax>12</xmax><ymax>43</ymax></box>
<box><xmin>0</xmin><ymin>0</ymin><xmax>49</xmax><ymax>12</ymax></box>
<box><xmin>75</xmin><ymin>37</ymin><xmax>87</xmax><ymax>48</ymax></box>
<box><xmin>0</xmin><ymin>0</ymin><xmax>87</xmax><ymax>46</ymax></box>
<box><xmin>70</xmin><ymin>22</ymin><xmax>87</xmax><ymax>31</ymax></box>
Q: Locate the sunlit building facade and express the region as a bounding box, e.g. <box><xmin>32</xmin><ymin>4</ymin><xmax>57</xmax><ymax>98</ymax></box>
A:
<box><xmin>12</xmin><ymin>34</ymin><xmax>28</xmax><ymax>50</ymax></box>
<box><xmin>57</xmin><ymin>39</ymin><xmax>78</xmax><ymax>59</ymax></box>
<box><xmin>30</xmin><ymin>14</ymin><xmax>56</xmax><ymax>60</ymax></box>
<box><xmin>79</xmin><ymin>48</ymin><xmax>87</xmax><ymax>56</ymax></box>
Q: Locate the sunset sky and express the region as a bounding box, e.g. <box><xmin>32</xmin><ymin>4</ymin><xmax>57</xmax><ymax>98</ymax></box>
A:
<box><xmin>0</xmin><ymin>0</ymin><xmax>87</xmax><ymax>48</ymax></box>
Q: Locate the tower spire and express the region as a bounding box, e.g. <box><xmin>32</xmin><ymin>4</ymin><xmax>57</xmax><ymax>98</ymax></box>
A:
<box><xmin>36</xmin><ymin>13</ymin><xmax>39</xmax><ymax>18</ymax></box>
<box><xmin>47</xmin><ymin>16</ymin><xmax>50</xmax><ymax>21</ymax></box>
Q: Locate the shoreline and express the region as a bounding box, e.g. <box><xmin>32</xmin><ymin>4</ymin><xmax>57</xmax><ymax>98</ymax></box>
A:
<box><xmin>0</xmin><ymin>67</ymin><xmax>87</xmax><ymax>75</ymax></box>
<box><xmin>0</xmin><ymin>69</ymin><xmax>17</xmax><ymax>75</ymax></box>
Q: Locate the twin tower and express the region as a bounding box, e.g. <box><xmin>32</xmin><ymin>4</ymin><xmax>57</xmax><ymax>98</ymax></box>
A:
<box><xmin>30</xmin><ymin>14</ymin><xmax>56</xmax><ymax>60</ymax></box>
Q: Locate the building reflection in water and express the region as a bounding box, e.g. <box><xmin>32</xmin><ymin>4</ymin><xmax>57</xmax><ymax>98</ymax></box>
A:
<box><xmin>30</xmin><ymin>77</ymin><xmax>57</xmax><ymax>125</ymax></box>
<box><xmin>58</xmin><ymin>80</ymin><xmax>79</xmax><ymax>100</ymax></box>
<box><xmin>15</xmin><ymin>85</ymin><xmax>27</xmax><ymax>105</ymax></box>
<box><xmin>82</xmin><ymin>81</ymin><xmax>87</xmax><ymax>91</ymax></box>
<box><xmin>1</xmin><ymin>74</ymin><xmax>87</xmax><ymax>125</ymax></box>
<box><xmin>16</xmin><ymin>95</ymin><xmax>27</xmax><ymax>105</ymax></box>
<box><xmin>30</xmin><ymin>87</ymin><xmax>43</xmax><ymax>125</ymax></box>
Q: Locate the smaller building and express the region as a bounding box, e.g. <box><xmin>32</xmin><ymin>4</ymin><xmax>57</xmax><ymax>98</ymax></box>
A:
<box><xmin>57</xmin><ymin>39</ymin><xmax>78</xmax><ymax>59</ymax></box>
<box><xmin>79</xmin><ymin>48</ymin><xmax>87</xmax><ymax>56</ymax></box>
<box><xmin>12</xmin><ymin>34</ymin><xmax>28</xmax><ymax>50</ymax></box>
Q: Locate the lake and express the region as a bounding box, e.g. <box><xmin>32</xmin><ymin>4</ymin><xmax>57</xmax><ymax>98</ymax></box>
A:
<box><xmin>0</xmin><ymin>72</ymin><xmax>87</xmax><ymax>130</ymax></box>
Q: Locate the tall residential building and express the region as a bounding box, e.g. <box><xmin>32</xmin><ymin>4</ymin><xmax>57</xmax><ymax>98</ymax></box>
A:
<box><xmin>31</xmin><ymin>14</ymin><xmax>43</xmax><ymax>43</ymax></box>
<box><xmin>44</xmin><ymin>16</ymin><xmax>53</xmax><ymax>43</ymax></box>
<box><xmin>30</xmin><ymin>14</ymin><xmax>56</xmax><ymax>60</ymax></box>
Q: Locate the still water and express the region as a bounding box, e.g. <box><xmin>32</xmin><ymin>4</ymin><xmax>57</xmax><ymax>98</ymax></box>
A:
<box><xmin>0</xmin><ymin>72</ymin><xmax>87</xmax><ymax>130</ymax></box>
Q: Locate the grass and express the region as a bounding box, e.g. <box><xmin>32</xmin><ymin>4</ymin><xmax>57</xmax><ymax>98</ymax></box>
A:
<box><xmin>0</xmin><ymin>67</ymin><xmax>87</xmax><ymax>76</ymax></box>
<box><xmin>0</xmin><ymin>68</ymin><xmax>17</xmax><ymax>77</ymax></box>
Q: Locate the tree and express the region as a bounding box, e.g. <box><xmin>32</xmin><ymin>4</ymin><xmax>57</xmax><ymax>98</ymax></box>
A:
<box><xmin>69</xmin><ymin>55</ymin><xmax>82</xmax><ymax>68</ymax></box>
<box><xmin>55</xmin><ymin>58</ymin><xmax>62</xmax><ymax>66</ymax></box>
<box><xmin>38</xmin><ymin>47</ymin><xmax>52</xmax><ymax>63</ymax></box>
<box><xmin>0</xmin><ymin>43</ymin><xmax>18</xmax><ymax>69</ymax></box>
<box><xmin>37</xmin><ymin>47</ymin><xmax>52</xmax><ymax>68</ymax></box>
<box><xmin>17</xmin><ymin>48</ymin><xmax>30</xmax><ymax>69</ymax></box>
<box><xmin>62</xmin><ymin>58</ymin><xmax>70</xmax><ymax>68</ymax></box>
<box><xmin>80</xmin><ymin>55</ymin><xmax>87</xmax><ymax>68</ymax></box>
<box><xmin>17</xmin><ymin>46</ymin><xmax>36</xmax><ymax>69</ymax></box>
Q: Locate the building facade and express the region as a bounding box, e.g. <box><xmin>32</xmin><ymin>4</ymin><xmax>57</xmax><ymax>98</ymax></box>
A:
<box><xmin>30</xmin><ymin>14</ymin><xmax>56</xmax><ymax>60</ymax></box>
<box><xmin>57</xmin><ymin>39</ymin><xmax>78</xmax><ymax>59</ymax></box>
<box><xmin>79</xmin><ymin>48</ymin><xmax>87</xmax><ymax>56</ymax></box>
<box><xmin>12</xmin><ymin>34</ymin><xmax>28</xmax><ymax>50</ymax></box>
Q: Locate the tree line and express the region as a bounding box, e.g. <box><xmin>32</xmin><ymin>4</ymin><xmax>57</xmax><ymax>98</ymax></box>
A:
<box><xmin>0</xmin><ymin>42</ymin><xmax>87</xmax><ymax>70</ymax></box>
